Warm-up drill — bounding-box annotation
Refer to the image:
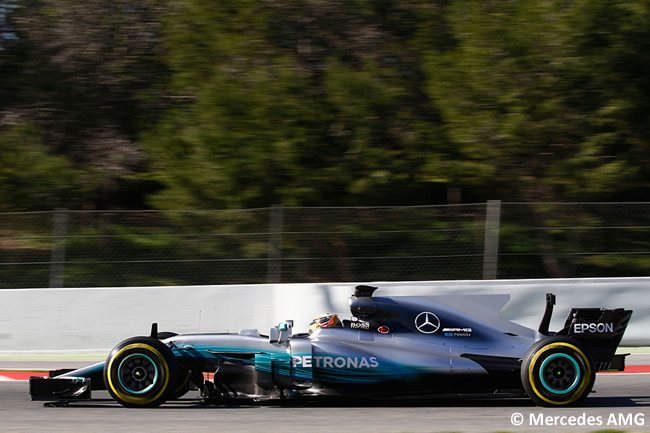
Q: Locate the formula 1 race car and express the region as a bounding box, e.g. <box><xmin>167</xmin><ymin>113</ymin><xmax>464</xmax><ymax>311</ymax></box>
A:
<box><xmin>30</xmin><ymin>286</ymin><xmax>632</xmax><ymax>407</ymax></box>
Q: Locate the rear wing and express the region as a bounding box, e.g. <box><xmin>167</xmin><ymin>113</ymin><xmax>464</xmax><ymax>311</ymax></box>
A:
<box><xmin>556</xmin><ymin>306</ymin><xmax>633</xmax><ymax>371</ymax></box>
<box><xmin>537</xmin><ymin>293</ymin><xmax>632</xmax><ymax>371</ymax></box>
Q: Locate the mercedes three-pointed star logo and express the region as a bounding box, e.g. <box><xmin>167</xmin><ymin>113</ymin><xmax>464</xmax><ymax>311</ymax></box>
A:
<box><xmin>414</xmin><ymin>312</ymin><xmax>440</xmax><ymax>334</ymax></box>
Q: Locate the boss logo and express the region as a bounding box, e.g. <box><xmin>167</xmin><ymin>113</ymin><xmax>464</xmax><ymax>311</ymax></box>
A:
<box><xmin>350</xmin><ymin>321</ymin><xmax>371</xmax><ymax>330</ymax></box>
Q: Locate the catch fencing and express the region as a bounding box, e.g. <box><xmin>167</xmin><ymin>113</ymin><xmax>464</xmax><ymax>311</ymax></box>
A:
<box><xmin>1</xmin><ymin>202</ymin><xmax>650</xmax><ymax>288</ymax></box>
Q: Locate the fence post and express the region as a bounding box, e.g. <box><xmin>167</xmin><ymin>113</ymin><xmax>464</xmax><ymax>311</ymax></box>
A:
<box><xmin>483</xmin><ymin>200</ymin><xmax>501</xmax><ymax>280</ymax></box>
<box><xmin>267</xmin><ymin>204</ymin><xmax>284</xmax><ymax>283</ymax></box>
<box><xmin>49</xmin><ymin>208</ymin><xmax>68</xmax><ymax>288</ymax></box>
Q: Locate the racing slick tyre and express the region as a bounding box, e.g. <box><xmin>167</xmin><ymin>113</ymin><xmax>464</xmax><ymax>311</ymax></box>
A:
<box><xmin>168</xmin><ymin>368</ymin><xmax>191</xmax><ymax>400</ymax></box>
<box><xmin>156</xmin><ymin>331</ymin><xmax>178</xmax><ymax>340</ymax></box>
<box><xmin>153</xmin><ymin>331</ymin><xmax>190</xmax><ymax>400</ymax></box>
<box><xmin>104</xmin><ymin>336</ymin><xmax>179</xmax><ymax>408</ymax></box>
<box><xmin>521</xmin><ymin>336</ymin><xmax>595</xmax><ymax>407</ymax></box>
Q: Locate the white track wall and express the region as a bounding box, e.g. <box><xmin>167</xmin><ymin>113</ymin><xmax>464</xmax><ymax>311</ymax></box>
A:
<box><xmin>1</xmin><ymin>277</ymin><xmax>648</xmax><ymax>352</ymax></box>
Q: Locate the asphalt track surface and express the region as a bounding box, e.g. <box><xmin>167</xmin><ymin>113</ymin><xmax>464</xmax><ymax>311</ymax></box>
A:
<box><xmin>2</xmin><ymin>359</ymin><xmax>650</xmax><ymax>433</ymax></box>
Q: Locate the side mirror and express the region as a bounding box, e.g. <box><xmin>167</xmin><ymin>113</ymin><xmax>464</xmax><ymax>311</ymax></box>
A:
<box><xmin>269</xmin><ymin>327</ymin><xmax>280</xmax><ymax>343</ymax></box>
<box><xmin>270</xmin><ymin>320</ymin><xmax>293</xmax><ymax>344</ymax></box>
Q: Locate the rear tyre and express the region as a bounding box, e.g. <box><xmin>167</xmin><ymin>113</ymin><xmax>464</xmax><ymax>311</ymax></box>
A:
<box><xmin>521</xmin><ymin>337</ymin><xmax>595</xmax><ymax>407</ymax></box>
<box><xmin>104</xmin><ymin>336</ymin><xmax>179</xmax><ymax>408</ymax></box>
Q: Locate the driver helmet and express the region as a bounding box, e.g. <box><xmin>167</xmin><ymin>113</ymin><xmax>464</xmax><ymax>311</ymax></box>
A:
<box><xmin>309</xmin><ymin>313</ymin><xmax>341</xmax><ymax>334</ymax></box>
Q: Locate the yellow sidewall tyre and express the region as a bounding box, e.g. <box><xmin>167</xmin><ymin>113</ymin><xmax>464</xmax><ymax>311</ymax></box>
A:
<box><xmin>103</xmin><ymin>336</ymin><xmax>179</xmax><ymax>408</ymax></box>
<box><xmin>521</xmin><ymin>337</ymin><xmax>595</xmax><ymax>407</ymax></box>
<box><xmin>169</xmin><ymin>368</ymin><xmax>191</xmax><ymax>400</ymax></box>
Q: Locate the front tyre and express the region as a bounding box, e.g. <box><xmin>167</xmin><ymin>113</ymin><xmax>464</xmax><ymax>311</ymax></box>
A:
<box><xmin>521</xmin><ymin>337</ymin><xmax>595</xmax><ymax>407</ymax></box>
<box><xmin>104</xmin><ymin>337</ymin><xmax>179</xmax><ymax>408</ymax></box>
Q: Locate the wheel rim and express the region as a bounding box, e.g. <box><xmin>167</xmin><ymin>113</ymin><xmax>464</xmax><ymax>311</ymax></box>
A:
<box><xmin>539</xmin><ymin>353</ymin><xmax>580</xmax><ymax>395</ymax></box>
<box><xmin>117</xmin><ymin>353</ymin><xmax>159</xmax><ymax>394</ymax></box>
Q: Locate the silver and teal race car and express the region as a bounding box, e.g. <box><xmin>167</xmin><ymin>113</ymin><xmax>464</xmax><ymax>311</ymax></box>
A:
<box><xmin>30</xmin><ymin>285</ymin><xmax>632</xmax><ymax>407</ymax></box>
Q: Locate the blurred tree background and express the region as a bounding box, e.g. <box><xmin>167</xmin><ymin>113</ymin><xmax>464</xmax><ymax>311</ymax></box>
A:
<box><xmin>3</xmin><ymin>0</ymin><xmax>650</xmax><ymax>286</ymax></box>
<box><xmin>1</xmin><ymin>0</ymin><xmax>650</xmax><ymax>211</ymax></box>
